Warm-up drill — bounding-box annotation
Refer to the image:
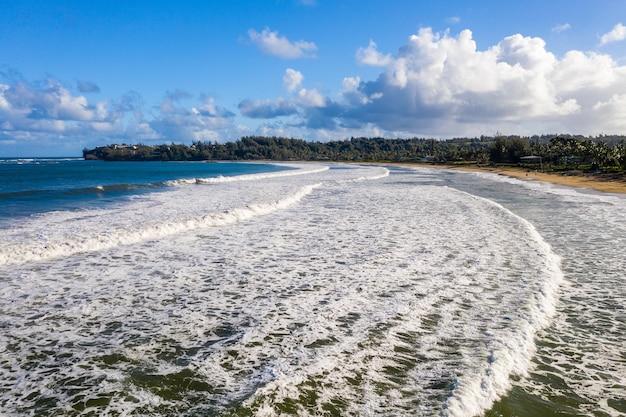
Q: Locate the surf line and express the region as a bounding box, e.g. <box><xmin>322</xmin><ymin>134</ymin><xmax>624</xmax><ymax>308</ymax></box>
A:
<box><xmin>0</xmin><ymin>183</ymin><xmax>322</xmax><ymax>267</ymax></box>
<box><xmin>441</xmin><ymin>188</ymin><xmax>563</xmax><ymax>417</ymax></box>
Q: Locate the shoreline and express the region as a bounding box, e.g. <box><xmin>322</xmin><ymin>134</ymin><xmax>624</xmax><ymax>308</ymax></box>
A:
<box><xmin>412</xmin><ymin>163</ymin><xmax>626</xmax><ymax>194</ymax></box>
<box><xmin>241</xmin><ymin>160</ymin><xmax>626</xmax><ymax>195</ymax></box>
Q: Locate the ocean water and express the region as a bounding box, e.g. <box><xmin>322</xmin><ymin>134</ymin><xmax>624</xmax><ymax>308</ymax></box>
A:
<box><xmin>0</xmin><ymin>160</ymin><xmax>624</xmax><ymax>416</ymax></box>
<box><xmin>0</xmin><ymin>159</ymin><xmax>292</xmax><ymax>220</ymax></box>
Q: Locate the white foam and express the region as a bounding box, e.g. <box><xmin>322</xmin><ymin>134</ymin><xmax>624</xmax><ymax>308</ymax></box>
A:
<box><xmin>428</xmin><ymin>167</ymin><xmax>626</xmax><ymax>416</ymax></box>
<box><xmin>441</xmin><ymin>190</ymin><xmax>563</xmax><ymax>416</ymax></box>
<box><xmin>168</xmin><ymin>164</ymin><xmax>330</xmax><ymax>185</ymax></box>
<box><xmin>340</xmin><ymin>166</ymin><xmax>390</xmax><ymax>182</ymax></box>
<box><xmin>0</xmin><ymin>163</ymin><xmax>605</xmax><ymax>417</ymax></box>
<box><xmin>0</xmin><ymin>183</ymin><xmax>320</xmax><ymax>267</ymax></box>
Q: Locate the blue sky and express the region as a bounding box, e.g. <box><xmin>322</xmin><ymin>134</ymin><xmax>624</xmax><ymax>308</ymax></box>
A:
<box><xmin>1</xmin><ymin>0</ymin><xmax>626</xmax><ymax>156</ymax></box>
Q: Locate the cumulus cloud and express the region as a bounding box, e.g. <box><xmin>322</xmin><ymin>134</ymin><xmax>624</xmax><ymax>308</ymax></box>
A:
<box><xmin>239</xmin><ymin>98</ymin><xmax>298</xmax><ymax>118</ymax></box>
<box><xmin>0</xmin><ymin>79</ymin><xmax>116</xmax><ymax>135</ymax></box>
<box><xmin>237</xmin><ymin>88</ymin><xmax>326</xmax><ymax>121</ymax></box>
<box><xmin>287</xmin><ymin>28</ymin><xmax>626</xmax><ymax>137</ymax></box>
<box><xmin>143</xmin><ymin>27</ymin><xmax>626</xmax><ymax>140</ymax></box>
<box><xmin>296</xmin><ymin>88</ymin><xmax>326</xmax><ymax>107</ymax></box>
<box><xmin>600</xmin><ymin>23</ymin><xmax>626</xmax><ymax>46</ymax></box>
<box><xmin>342</xmin><ymin>76</ymin><xmax>361</xmax><ymax>93</ymax></box>
<box><xmin>283</xmin><ymin>68</ymin><xmax>304</xmax><ymax>92</ymax></box>
<box><xmin>150</xmin><ymin>93</ymin><xmax>236</xmax><ymax>142</ymax></box>
<box><xmin>356</xmin><ymin>41</ymin><xmax>392</xmax><ymax>66</ymax></box>
<box><xmin>342</xmin><ymin>76</ymin><xmax>382</xmax><ymax>105</ymax></box>
<box><xmin>238</xmin><ymin>66</ymin><xmax>328</xmax><ymax>123</ymax></box>
<box><xmin>6</xmin><ymin>25</ymin><xmax>626</xmax><ymax>154</ymax></box>
<box><xmin>248</xmin><ymin>27</ymin><xmax>317</xmax><ymax>59</ymax></box>
<box><xmin>0</xmin><ymin>76</ymin><xmax>242</xmax><ymax>153</ymax></box>
<box><xmin>347</xmin><ymin>30</ymin><xmax>581</xmax><ymax>130</ymax></box>
<box><xmin>0</xmin><ymin>77</ymin><xmax>140</xmax><ymax>155</ymax></box>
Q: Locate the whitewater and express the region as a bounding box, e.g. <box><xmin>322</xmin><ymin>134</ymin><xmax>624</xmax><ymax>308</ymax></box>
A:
<box><xmin>0</xmin><ymin>162</ymin><xmax>624</xmax><ymax>416</ymax></box>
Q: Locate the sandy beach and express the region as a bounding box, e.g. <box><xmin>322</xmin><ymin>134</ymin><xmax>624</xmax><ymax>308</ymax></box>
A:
<box><xmin>358</xmin><ymin>161</ymin><xmax>626</xmax><ymax>194</ymax></box>
<box><xmin>422</xmin><ymin>164</ymin><xmax>626</xmax><ymax>194</ymax></box>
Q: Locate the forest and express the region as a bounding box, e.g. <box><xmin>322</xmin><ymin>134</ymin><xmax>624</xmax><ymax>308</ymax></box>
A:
<box><xmin>83</xmin><ymin>134</ymin><xmax>626</xmax><ymax>174</ymax></box>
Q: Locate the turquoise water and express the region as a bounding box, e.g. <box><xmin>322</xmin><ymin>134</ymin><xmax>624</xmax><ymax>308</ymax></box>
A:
<box><xmin>0</xmin><ymin>159</ymin><xmax>291</xmax><ymax>220</ymax></box>
<box><xmin>0</xmin><ymin>162</ymin><xmax>624</xmax><ymax>416</ymax></box>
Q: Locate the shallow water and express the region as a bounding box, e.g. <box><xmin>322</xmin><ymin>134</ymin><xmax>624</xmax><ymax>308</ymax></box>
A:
<box><xmin>0</xmin><ymin>163</ymin><xmax>624</xmax><ymax>416</ymax></box>
<box><xmin>444</xmin><ymin>169</ymin><xmax>626</xmax><ymax>417</ymax></box>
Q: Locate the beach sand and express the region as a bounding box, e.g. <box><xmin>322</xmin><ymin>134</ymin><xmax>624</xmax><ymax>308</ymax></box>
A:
<box><xmin>364</xmin><ymin>161</ymin><xmax>626</xmax><ymax>194</ymax></box>
<box><xmin>444</xmin><ymin>165</ymin><xmax>626</xmax><ymax>194</ymax></box>
<box><xmin>341</xmin><ymin>161</ymin><xmax>626</xmax><ymax>194</ymax></box>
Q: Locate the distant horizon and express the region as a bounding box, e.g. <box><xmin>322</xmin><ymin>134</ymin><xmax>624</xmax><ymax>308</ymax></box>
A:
<box><xmin>1</xmin><ymin>155</ymin><xmax>85</xmax><ymax>159</ymax></box>
<box><xmin>3</xmin><ymin>0</ymin><xmax>626</xmax><ymax>156</ymax></box>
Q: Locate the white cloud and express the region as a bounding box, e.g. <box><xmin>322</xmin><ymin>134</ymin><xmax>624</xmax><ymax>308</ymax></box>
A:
<box><xmin>342</xmin><ymin>76</ymin><xmax>361</xmax><ymax>93</ymax></box>
<box><xmin>283</xmin><ymin>68</ymin><xmax>304</xmax><ymax>92</ymax></box>
<box><xmin>551</xmin><ymin>23</ymin><xmax>571</xmax><ymax>33</ymax></box>
<box><xmin>6</xmin><ymin>24</ymin><xmax>626</xmax><ymax>155</ymax></box>
<box><xmin>238</xmin><ymin>98</ymin><xmax>298</xmax><ymax>118</ymax></box>
<box><xmin>326</xmin><ymin>28</ymin><xmax>626</xmax><ymax>136</ymax></box>
<box><xmin>297</xmin><ymin>88</ymin><xmax>326</xmax><ymax>107</ymax></box>
<box><xmin>342</xmin><ymin>76</ymin><xmax>382</xmax><ymax>105</ymax></box>
<box><xmin>248</xmin><ymin>27</ymin><xmax>317</xmax><ymax>59</ymax></box>
<box><xmin>238</xmin><ymin>68</ymin><xmax>326</xmax><ymax>121</ymax></box>
<box><xmin>237</xmin><ymin>27</ymin><xmax>626</xmax><ymax>138</ymax></box>
<box><xmin>356</xmin><ymin>40</ymin><xmax>392</xmax><ymax>66</ymax></box>
<box><xmin>0</xmin><ymin>77</ymin><xmax>240</xmax><ymax>151</ymax></box>
<box><xmin>379</xmin><ymin>29</ymin><xmax>574</xmax><ymax>120</ymax></box>
<box><xmin>151</xmin><ymin>94</ymin><xmax>236</xmax><ymax>141</ymax></box>
<box><xmin>446</xmin><ymin>16</ymin><xmax>461</xmax><ymax>25</ymax></box>
<box><xmin>552</xmin><ymin>51</ymin><xmax>616</xmax><ymax>93</ymax></box>
<box><xmin>600</xmin><ymin>23</ymin><xmax>626</xmax><ymax>46</ymax></box>
<box><xmin>0</xmin><ymin>84</ymin><xmax>12</xmax><ymax>111</ymax></box>
<box><xmin>496</xmin><ymin>33</ymin><xmax>556</xmax><ymax>71</ymax></box>
<box><xmin>0</xmin><ymin>79</ymin><xmax>118</xmax><ymax>135</ymax></box>
<box><xmin>591</xmin><ymin>94</ymin><xmax>626</xmax><ymax>131</ymax></box>
<box><xmin>237</xmin><ymin>88</ymin><xmax>325</xmax><ymax>121</ymax></box>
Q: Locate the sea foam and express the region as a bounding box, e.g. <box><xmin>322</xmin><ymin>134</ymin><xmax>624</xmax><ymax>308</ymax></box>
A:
<box><xmin>0</xmin><ymin>164</ymin><xmax>572</xmax><ymax>416</ymax></box>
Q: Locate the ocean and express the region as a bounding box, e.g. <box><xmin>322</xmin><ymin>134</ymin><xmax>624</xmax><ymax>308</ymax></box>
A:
<box><xmin>0</xmin><ymin>159</ymin><xmax>624</xmax><ymax>416</ymax></box>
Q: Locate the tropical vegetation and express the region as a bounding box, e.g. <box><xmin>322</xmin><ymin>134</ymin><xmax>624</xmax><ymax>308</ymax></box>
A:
<box><xmin>83</xmin><ymin>134</ymin><xmax>626</xmax><ymax>174</ymax></box>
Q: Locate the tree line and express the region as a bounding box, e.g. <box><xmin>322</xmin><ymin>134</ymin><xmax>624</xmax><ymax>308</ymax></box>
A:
<box><xmin>83</xmin><ymin>134</ymin><xmax>626</xmax><ymax>173</ymax></box>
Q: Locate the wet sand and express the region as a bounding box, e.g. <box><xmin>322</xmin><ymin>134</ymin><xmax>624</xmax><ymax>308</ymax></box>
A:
<box><xmin>328</xmin><ymin>161</ymin><xmax>626</xmax><ymax>194</ymax></box>
<box><xmin>444</xmin><ymin>165</ymin><xmax>626</xmax><ymax>194</ymax></box>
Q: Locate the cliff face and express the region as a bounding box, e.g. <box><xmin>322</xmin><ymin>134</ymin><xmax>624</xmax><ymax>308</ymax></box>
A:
<box><xmin>83</xmin><ymin>151</ymin><xmax>100</xmax><ymax>160</ymax></box>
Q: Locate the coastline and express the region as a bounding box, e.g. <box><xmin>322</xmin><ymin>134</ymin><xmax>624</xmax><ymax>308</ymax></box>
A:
<box><xmin>204</xmin><ymin>160</ymin><xmax>626</xmax><ymax>195</ymax></box>
<box><xmin>424</xmin><ymin>164</ymin><xmax>626</xmax><ymax>194</ymax></box>
<box><xmin>349</xmin><ymin>160</ymin><xmax>626</xmax><ymax>194</ymax></box>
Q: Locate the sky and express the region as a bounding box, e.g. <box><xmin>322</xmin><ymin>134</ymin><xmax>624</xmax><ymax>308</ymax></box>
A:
<box><xmin>1</xmin><ymin>0</ymin><xmax>626</xmax><ymax>156</ymax></box>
